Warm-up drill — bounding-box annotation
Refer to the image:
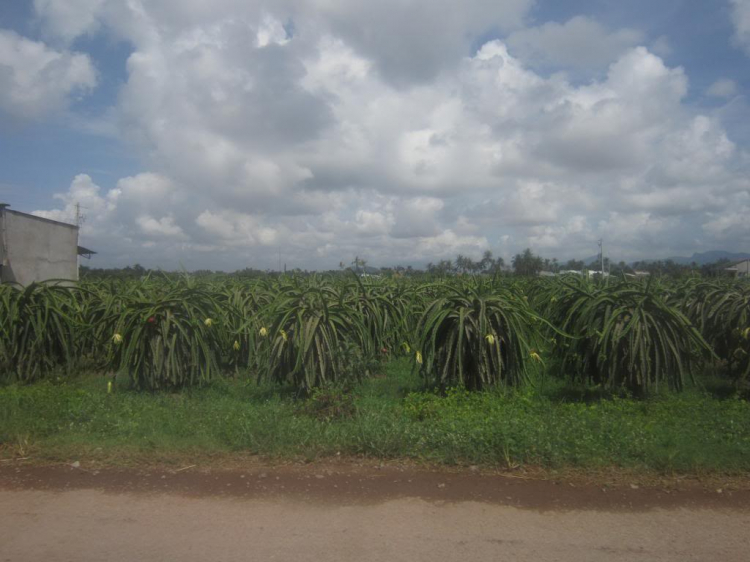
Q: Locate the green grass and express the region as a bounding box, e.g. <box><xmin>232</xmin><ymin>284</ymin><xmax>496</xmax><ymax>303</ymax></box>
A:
<box><xmin>1</xmin><ymin>359</ymin><xmax>749</xmax><ymax>474</ymax></box>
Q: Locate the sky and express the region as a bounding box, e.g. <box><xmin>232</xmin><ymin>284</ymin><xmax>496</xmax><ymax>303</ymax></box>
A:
<box><xmin>1</xmin><ymin>1</ymin><xmax>749</xmax><ymax>270</ymax></box>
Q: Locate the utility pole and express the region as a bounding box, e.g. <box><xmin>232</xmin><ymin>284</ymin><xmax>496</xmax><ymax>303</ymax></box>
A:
<box><xmin>598</xmin><ymin>239</ymin><xmax>604</xmax><ymax>275</ymax></box>
<box><xmin>0</xmin><ymin>203</ymin><xmax>8</xmax><ymax>274</ymax></box>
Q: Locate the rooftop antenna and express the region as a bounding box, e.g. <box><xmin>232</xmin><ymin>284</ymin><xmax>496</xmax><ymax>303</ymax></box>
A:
<box><xmin>74</xmin><ymin>202</ymin><xmax>86</xmax><ymax>228</ymax></box>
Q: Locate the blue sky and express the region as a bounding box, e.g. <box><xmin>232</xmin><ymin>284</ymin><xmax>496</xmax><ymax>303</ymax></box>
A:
<box><xmin>1</xmin><ymin>0</ymin><xmax>749</xmax><ymax>269</ymax></box>
<box><xmin>0</xmin><ymin>1</ymin><xmax>135</xmax><ymax>210</ymax></box>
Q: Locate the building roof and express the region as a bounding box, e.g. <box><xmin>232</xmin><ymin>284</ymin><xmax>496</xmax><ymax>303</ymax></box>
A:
<box><xmin>77</xmin><ymin>246</ymin><xmax>97</xmax><ymax>258</ymax></box>
<box><xmin>2</xmin><ymin>206</ymin><xmax>78</xmax><ymax>230</ymax></box>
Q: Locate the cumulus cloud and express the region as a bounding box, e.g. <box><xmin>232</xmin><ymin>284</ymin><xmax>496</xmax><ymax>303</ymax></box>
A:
<box><xmin>506</xmin><ymin>16</ymin><xmax>644</xmax><ymax>72</ymax></box>
<box><xmin>136</xmin><ymin>215</ymin><xmax>187</xmax><ymax>239</ymax></box>
<box><xmin>731</xmin><ymin>0</ymin><xmax>750</xmax><ymax>56</ymax></box>
<box><xmin>304</xmin><ymin>0</ymin><xmax>532</xmax><ymax>86</ymax></box>
<box><xmin>33</xmin><ymin>173</ymin><xmax>192</xmax><ymax>263</ymax></box>
<box><xmin>0</xmin><ymin>30</ymin><xmax>96</xmax><ymax>121</ymax></box>
<box><xmin>197</xmin><ymin>210</ymin><xmax>279</xmax><ymax>247</ymax></box>
<box><xmin>33</xmin><ymin>0</ymin><xmax>106</xmax><ymax>43</ymax></box>
<box><xmin>34</xmin><ymin>174</ymin><xmax>115</xmax><ymax>225</ymax></box>
<box><xmin>649</xmin><ymin>35</ymin><xmax>672</xmax><ymax>58</ymax></box>
<box><xmin>707</xmin><ymin>78</ymin><xmax>738</xmax><ymax>98</ymax></box>
<box><xmin>703</xmin><ymin>209</ymin><xmax>750</xmax><ymax>239</ymax></box>
<box><xmin>28</xmin><ymin>3</ymin><xmax>750</xmax><ymax>267</ymax></box>
<box><xmin>463</xmin><ymin>181</ymin><xmax>566</xmax><ymax>227</ymax></box>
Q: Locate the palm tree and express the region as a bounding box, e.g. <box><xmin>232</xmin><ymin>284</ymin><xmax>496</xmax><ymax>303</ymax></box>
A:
<box><xmin>351</xmin><ymin>256</ymin><xmax>367</xmax><ymax>274</ymax></box>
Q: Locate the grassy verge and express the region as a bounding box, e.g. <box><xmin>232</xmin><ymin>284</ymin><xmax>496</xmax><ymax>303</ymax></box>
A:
<box><xmin>1</xmin><ymin>359</ymin><xmax>749</xmax><ymax>475</ymax></box>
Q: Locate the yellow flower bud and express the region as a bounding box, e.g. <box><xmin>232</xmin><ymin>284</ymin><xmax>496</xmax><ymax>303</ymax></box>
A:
<box><xmin>280</xmin><ymin>329</ymin><xmax>288</xmax><ymax>342</ymax></box>
<box><xmin>204</xmin><ymin>318</ymin><xmax>213</xmax><ymax>327</ymax></box>
<box><xmin>530</xmin><ymin>351</ymin><xmax>543</xmax><ymax>363</ymax></box>
<box><xmin>233</xmin><ymin>340</ymin><xmax>241</xmax><ymax>351</ymax></box>
<box><xmin>107</xmin><ymin>381</ymin><xmax>112</xmax><ymax>394</ymax></box>
<box><xmin>485</xmin><ymin>334</ymin><xmax>495</xmax><ymax>346</ymax></box>
<box><xmin>260</xmin><ymin>327</ymin><xmax>268</xmax><ymax>337</ymax></box>
<box><xmin>112</xmin><ymin>333</ymin><xmax>123</xmax><ymax>344</ymax></box>
<box><xmin>402</xmin><ymin>342</ymin><xmax>411</xmax><ymax>353</ymax></box>
<box><xmin>416</xmin><ymin>351</ymin><xmax>423</xmax><ymax>365</ymax></box>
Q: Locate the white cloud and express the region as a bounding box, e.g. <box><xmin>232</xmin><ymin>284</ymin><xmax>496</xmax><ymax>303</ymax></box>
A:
<box><xmin>650</xmin><ymin>35</ymin><xmax>672</xmax><ymax>58</ymax></box>
<box><xmin>256</xmin><ymin>14</ymin><xmax>289</xmax><ymax>48</ymax></box>
<box><xmin>0</xmin><ymin>30</ymin><xmax>96</xmax><ymax>121</ymax></box>
<box><xmin>391</xmin><ymin>197</ymin><xmax>444</xmax><ymax>239</ymax></box>
<box><xmin>33</xmin><ymin>0</ymin><xmax>106</xmax><ymax>43</ymax></box>
<box><xmin>463</xmin><ymin>181</ymin><xmax>567</xmax><ymax>228</ymax></box>
<box><xmin>506</xmin><ymin>16</ymin><xmax>644</xmax><ymax>71</ymax></box>
<box><xmin>34</xmin><ymin>174</ymin><xmax>114</xmax><ymax>225</ymax></box>
<box><xmin>28</xmin><ymin>4</ymin><xmax>750</xmax><ymax>267</ymax></box>
<box><xmin>526</xmin><ymin>216</ymin><xmax>590</xmax><ymax>252</ymax></box>
<box><xmin>703</xmin><ymin>206</ymin><xmax>750</xmax><ymax>238</ymax></box>
<box><xmin>731</xmin><ymin>0</ymin><xmax>750</xmax><ymax>56</ymax></box>
<box><xmin>196</xmin><ymin>210</ymin><xmax>279</xmax><ymax>247</ymax></box>
<box><xmin>706</xmin><ymin>78</ymin><xmax>738</xmax><ymax>98</ymax></box>
<box><xmin>304</xmin><ymin>0</ymin><xmax>533</xmax><ymax>85</ymax></box>
<box><xmin>34</xmin><ymin>173</ymin><xmax>195</xmax><ymax>265</ymax></box>
<box><xmin>136</xmin><ymin>215</ymin><xmax>187</xmax><ymax>239</ymax></box>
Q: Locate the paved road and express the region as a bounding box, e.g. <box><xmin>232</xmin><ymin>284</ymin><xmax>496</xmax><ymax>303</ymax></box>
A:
<box><xmin>1</xmin><ymin>465</ymin><xmax>749</xmax><ymax>561</ymax></box>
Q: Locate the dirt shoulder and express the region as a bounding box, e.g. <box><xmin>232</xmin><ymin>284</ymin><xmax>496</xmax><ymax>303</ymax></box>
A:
<box><xmin>2</xmin><ymin>459</ymin><xmax>749</xmax><ymax>511</ymax></box>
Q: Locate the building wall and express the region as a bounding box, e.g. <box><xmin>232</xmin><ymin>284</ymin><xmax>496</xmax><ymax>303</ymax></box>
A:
<box><xmin>727</xmin><ymin>260</ymin><xmax>750</xmax><ymax>277</ymax></box>
<box><xmin>0</xmin><ymin>209</ymin><xmax>79</xmax><ymax>285</ymax></box>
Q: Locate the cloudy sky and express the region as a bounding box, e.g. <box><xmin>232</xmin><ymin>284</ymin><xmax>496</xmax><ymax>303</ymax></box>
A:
<box><xmin>1</xmin><ymin>0</ymin><xmax>749</xmax><ymax>270</ymax></box>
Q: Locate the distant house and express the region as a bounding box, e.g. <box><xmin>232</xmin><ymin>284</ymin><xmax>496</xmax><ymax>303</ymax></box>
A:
<box><xmin>726</xmin><ymin>260</ymin><xmax>750</xmax><ymax>278</ymax></box>
<box><xmin>584</xmin><ymin>270</ymin><xmax>610</xmax><ymax>278</ymax></box>
<box><xmin>0</xmin><ymin>204</ymin><xmax>95</xmax><ymax>286</ymax></box>
<box><xmin>346</xmin><ymin>265</ymin><xmax>382</xmax><ymax>277</ymax></box>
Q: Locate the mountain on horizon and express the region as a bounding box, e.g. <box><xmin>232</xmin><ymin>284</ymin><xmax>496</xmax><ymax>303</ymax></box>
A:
<box><xmin>636</xmin><ymin>251</ymin><xmax>750</xmax><ymax>266</ymax></box>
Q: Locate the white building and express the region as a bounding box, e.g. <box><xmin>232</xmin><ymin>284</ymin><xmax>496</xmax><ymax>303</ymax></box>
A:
<box><xmin>0</xmin><ymin>204</ymin><xmax>94</xmax><ymax>286</ymax></box>
<box><xmin>726</xmin><ymin>260</ymin><xmax>750</xmax><ymax>278</ymax></box>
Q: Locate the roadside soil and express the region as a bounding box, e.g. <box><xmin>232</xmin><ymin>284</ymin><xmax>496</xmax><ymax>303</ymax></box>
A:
<box><xmin>2</xmin><ymin>460</ymin><xmax>750</xmax><ymax>510</ymax></box>
<box><xmin>2</xmin><ymin>461</ymin><xmax>750</xmax><ymax>561</ymax></box>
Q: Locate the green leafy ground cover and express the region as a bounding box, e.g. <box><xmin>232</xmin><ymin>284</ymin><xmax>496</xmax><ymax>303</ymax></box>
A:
<box><xmin>2</xmin><ymin>359</ymin><xmax>748</xmax><ymax>475</ymax></box>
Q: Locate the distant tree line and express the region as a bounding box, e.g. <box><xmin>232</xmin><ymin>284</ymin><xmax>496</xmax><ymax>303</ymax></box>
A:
<box><xmin>80</xmin><ymin>252</ymin><xmax>738</xmax><ymax>280</ymax></box>
<box><xmin>508</xmin><ymin>249</ymin><xmax>737</xmax><ymax>278</ymax></box>
<box><xmin>425</xmin><ymin>250</ymin><xmax>505</xmax><ymax>275</ymax></box>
